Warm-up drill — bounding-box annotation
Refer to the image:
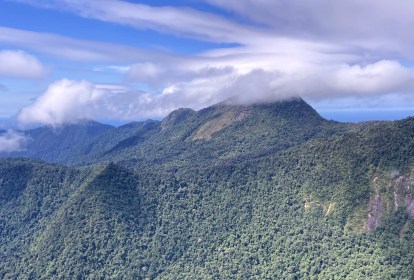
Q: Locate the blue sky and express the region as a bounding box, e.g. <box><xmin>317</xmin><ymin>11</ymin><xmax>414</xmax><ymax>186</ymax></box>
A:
<box><xmin>0</xmin><ymin>0</ymin><xmax>413</xmax><ymax>129</ymax></box>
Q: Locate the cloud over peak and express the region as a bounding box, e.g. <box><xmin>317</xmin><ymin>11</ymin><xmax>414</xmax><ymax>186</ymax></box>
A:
<box><xmin>17</xmin><ymin>79</ymin><xmax>105</xmax><ymax>127</ymax></box>
<box><xmin>17</xmin><ymin>59</ymin><xmax>414</xmax><ymax>126</ymax></box>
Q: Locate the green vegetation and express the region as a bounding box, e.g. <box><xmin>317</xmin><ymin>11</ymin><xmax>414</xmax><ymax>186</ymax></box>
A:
<box><xmin>1</xmin><ymin>99</ymin><xmax>414</xmax><ymax>279</ymax></box>
<box><xmin>7</xmin><ymin>120</ymin><xmax>113</xmax><ymax>163</ymax></box>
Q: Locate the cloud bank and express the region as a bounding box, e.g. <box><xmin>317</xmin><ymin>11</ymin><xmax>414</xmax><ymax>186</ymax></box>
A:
<box><xmin>0</xmin><ymin>130</ymin><xmax>28</xmax><ymax>152</ymax></box>
<box><xmin>17</xmin><ymin>60</ymin><xmax>414</xmax><ymax>126</ymax></box>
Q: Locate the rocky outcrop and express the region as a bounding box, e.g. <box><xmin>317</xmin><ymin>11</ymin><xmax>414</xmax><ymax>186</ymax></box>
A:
<box><xmin>406</xmin><ymin>194</ymin><xmax>414</xmax><ymax>217</ymax></box>
<box><xmin>394</xmin><ymin>173</ymin><xmax>414</xmax><ymax>218</ymax></box>
<box><xmin>365</xmin><ymin>170</ymin><xmax>414</xmax><ymax>232</ymax></box>
<box><xmin>366</xmin><ymin>193</ymin><xmax>382</xmax><ymax>232</ymax></box>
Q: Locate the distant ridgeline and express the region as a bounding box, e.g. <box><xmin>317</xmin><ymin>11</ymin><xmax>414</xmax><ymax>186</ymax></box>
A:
<box><xmin>1</xmin><ymin>98</ymin><xmax>414</xmax><ymax>279</ymax></box>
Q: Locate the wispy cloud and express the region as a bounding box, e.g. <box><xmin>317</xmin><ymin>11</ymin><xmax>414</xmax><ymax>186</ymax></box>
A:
<box><xmin>0</xmin><ymin>49</ymin><xmax>48</xmax><ymax>79</ymax></box>
<box><xmin>17</xmin><ymin>0</ymin><xmax>414</xmax><ymax>59</ymax></box>
<box><xmin>125</xmin><ymin>63</ymin><xmax>235</xmax><ymax>87</ymax></box>
<box><xmin>0</xmin><ymin>130</ymin><xmax>28</xmax><ymax>152</ymax></box>
<box><xmin>0</xmin><ymin>26</ymin><xmax>173</xmax><ymax>63</ymax></box>
<box><xmin>0</xmin><ymin>83</ymin><xmax>8</xmax><ymax>92</ymax></box>
<box><xmin>14</xmin><ymin>0</ymin><xmax>264</xmax><ymax>44</ymax></box>
<box><xmin>204</xmin><ymin>0</ymin><xmax>414</xmax><ymax>58</ymax></box>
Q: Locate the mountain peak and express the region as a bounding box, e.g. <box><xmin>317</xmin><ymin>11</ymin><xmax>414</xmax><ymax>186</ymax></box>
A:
<box><xmin>204</xmin><ymin>97</ymin><xmax>320</xmax><ymax>119</ymax></box>
<box><xmin>189</xmin><ymin>97</ymin><xmax>326</xmax><ymax>144</ymax></box>
<box><xmin>249</xmin><ymin>97</ymin><xmax>323</xmax><ymax>121</ymax></box>
<box><xmin>161</xmin><ymin>108</ymin><xmax>196</xmax><ymax>130</ymax></box>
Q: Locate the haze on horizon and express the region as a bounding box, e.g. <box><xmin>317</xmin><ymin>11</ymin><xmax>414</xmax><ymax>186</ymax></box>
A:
<box><xmin>0</xmin><ymin>0</ymin><xmax>414</xmax><ymax>130</ymax></box>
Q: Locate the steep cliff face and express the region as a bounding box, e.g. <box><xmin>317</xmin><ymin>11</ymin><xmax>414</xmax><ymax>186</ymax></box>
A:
<box><xmin>365</xmin><ymin>169</ymin><xmax>414</xmax><ymax>232</ymax></box>
<box><xmin>407</xmin><ymin>193</ymin><xmax>414</xmax><ymax>218</ymax></box>
<box><xmin>366</xmin><ymin>193</ymin><xmax>383</xmax><ymax>232</ymax></box>
<box><xmin>395</xmin><ymin>172</ymin><xmax>414</xmax><ymax>218</ymax></box>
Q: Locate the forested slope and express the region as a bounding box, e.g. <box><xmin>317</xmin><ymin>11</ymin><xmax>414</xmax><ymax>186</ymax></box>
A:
<box><xmin>1</xmin><ymin>99</ymin><xmax>413</xmax><ymax>279</ymax></box>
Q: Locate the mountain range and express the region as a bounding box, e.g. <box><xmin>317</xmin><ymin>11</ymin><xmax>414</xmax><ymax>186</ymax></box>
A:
<box><xmin>1</xmin><ymin>98</ymin><xmax>413</xmax><ymax>279</ymax></box>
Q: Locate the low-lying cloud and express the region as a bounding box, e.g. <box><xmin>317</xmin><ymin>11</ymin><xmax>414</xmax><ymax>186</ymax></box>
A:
<box><xmin>0</xmin><ymin>130</ymin><xmax>28</xmax><ymax>152</ymax></box>
<box><xmin>17</xmin><ymin>59</ymin><xmax>414</xmax><ymax>126</ymax></box>
<box><xmin>18</xmin><ymin>79</ymin><xmax>106</xmax><ymax>126</ymax></box>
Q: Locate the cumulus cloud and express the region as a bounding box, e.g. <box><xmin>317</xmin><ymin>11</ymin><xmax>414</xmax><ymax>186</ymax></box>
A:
<box><xmin>17</xmin><ymin>60</ymin><xmax>414</xmax><ymax>125</ymax></box>
<box><xmin>227</xmin><ymin>60</ymin><xmax>414</xmax><ymax>102</ymax></box>
<box><xmin>18</xmin><ymin>79</ymin><xmax>106</xmax><ymax>126</ymax></box>
<box><xmin>0</xmin><ymin>50</ymin><xmax>47</xmax><ymax>79</ymax></box>
<box><xmin>16</xmin><ymin>78</ymin><xmax>218</xmax><ymax>126</ymax></box>
<box><xmin>159</xmin><ymin>61</ymin><xmax>414</xmax><ymax>106</ymax></box>
<box><xmin>0</xmin><ymin>130</ymin><xmax>28</xmax><ymax>152</ymax></box>
<box><xmin>327</xmin><ymin>61</ymin><xmax>414</xmax><ymax>96</ymax></box>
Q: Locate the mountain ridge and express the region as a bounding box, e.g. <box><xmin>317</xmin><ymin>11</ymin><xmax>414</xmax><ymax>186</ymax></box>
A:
<box><xmin>1</xmin><ymin>98</ymin><xmax>414</xmax><ymax>279</ymax></box>
<box><xmin>2</xmin><ymin>98</ymin><xmax>343</xmax><ymax>167</ymax></box>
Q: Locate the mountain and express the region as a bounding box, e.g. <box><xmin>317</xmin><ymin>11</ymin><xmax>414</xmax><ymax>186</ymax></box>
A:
<box><xmin>1</xmin><ymin>99</ymin><xmax>414</xmax><ymax>279</ymax></box>
<box><xmin>5</xmin><ymin>120</ymin><xmax>113</xmax><ymax>162</ymax></box>
<box><xmin>5</xmin><ymin>98</ymin><xmax>344</xmax><ymax>167</ymax></box>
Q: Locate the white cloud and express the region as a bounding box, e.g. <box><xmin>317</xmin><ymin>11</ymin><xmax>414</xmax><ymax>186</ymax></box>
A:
<box><xmin>0</xmin><ymin>130</ymin><xmax>28</xmax><ymax>152</ymax></box>
<box><xmin>16</xmin><ymin>0</ymin><xmax>262</xmax><ymax>44</ymax></box>
<box><xmin>204</xmin><ymin>0</ymin><xmax>414</xmax><ymax>58</ymax></box>
<box><xmin>125</xmin><ymin>59</ymin><xmax>414</xmax><ymax>109</ymax></box>
<box><xmin>17</xmin><ymin>61</ymin><xmax>414</xmax><ymax>125</ymax></box>
<box><xmin>126</xmin><ymin>62</ymin><xmax>235</xmax><ymax>87</ymax></box>
<box><xmin>16</xmin><ymin>0</ymin><xmax>414</xmax><ymax>60</ymax></box>
<box><xmin>16</xmin><ymin>78</ymin><xmax>218</xmax><ymax>126</ymax></box>
<box><xmin>17</xmin><ymin>79</ymin><xmax>106</xmax><ymax>126</ymax></box>
<box><xmin>227</xmin><ymin>60</ymin><xmax>414</xmax><ymax>102</ymax></box>
<box><xmin>328</xmin><ymin>61</ymin><xmax>414</xmax><ymax>96</ymax></box>
<box><xmin>0</xmin><ymin>50</ymin><xmax>47</xmax><ymax>79</ymax></box>
<box><xmin>161</xmin><ymin>61</ymin><xmax>414</xmax><ymax>106</ymax></box>
<box><xmin>93</xmin><ymin>65</ymin><xmax>130</xmax><ymax>73</ymax></box>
